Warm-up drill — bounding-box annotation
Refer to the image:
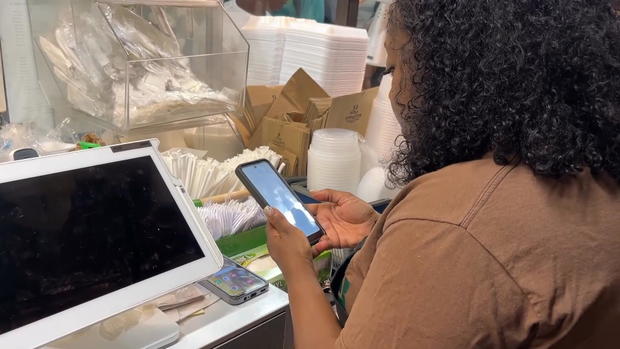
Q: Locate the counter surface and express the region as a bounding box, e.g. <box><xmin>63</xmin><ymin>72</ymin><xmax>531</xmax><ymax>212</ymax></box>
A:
<box><xmin>170</xmin><ymin>286</ymin><xmax>290</xmax><ymax>348</ymax></box>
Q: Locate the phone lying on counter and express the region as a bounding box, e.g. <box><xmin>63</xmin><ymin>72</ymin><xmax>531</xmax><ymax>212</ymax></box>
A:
<box><xmin>235</xmin><ymin>159</ymin><xmax>325</xmax><ymax>244</ymax></box>
<box><xmin>198</xmin><ymin>257</ymin><xmax>269</xmax><ymax>305</ymax></box>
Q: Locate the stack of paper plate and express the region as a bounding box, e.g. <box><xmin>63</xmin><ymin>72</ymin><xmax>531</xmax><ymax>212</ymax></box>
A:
<box><xmin>280</xmin><ymin>21</ymin><xmax>368</xmax><ymax>96</ymax></box>
<box><xmin>241</xmin><ymin>17</ymin><xmax>368</xmax><ymax>96</ymax></box>
<box><xmin>242</xmin><ymin>17</ymin><xmax>291</xmax><ymax>86</ymax></box>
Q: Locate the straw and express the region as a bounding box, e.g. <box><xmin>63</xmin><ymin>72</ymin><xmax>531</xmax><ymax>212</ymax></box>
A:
<box><xmin>161</xmin><ymin>146</ymin><xmax>282</xmax><ymax>199</ymax></box>
<box><xmin>196</xmin><ymin>198</ymin><xmax>266</xmax><ymax>240</ymax></box>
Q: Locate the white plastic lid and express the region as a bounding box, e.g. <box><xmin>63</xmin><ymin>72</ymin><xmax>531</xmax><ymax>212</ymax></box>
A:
<box><xmin>310</xmin><ymin>128</ymin><xmax>361</xmax><ymax>154</ymax></box>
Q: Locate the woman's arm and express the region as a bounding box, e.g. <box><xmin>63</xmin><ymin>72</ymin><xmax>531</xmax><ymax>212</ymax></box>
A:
<box><xmin>263</xmin><ymin>206</ymin><xmax>341</xmax><ymax>349</ymax></box>
<box><xmin>286</xmin><ymin>261</ymin><xmax>341</xmax><ymax>349</ymax></box>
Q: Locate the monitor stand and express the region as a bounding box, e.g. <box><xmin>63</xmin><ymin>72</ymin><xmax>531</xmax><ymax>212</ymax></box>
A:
<box><xmin>42</xmin><ymin>305</ymin><xmax>180</xmax><ymax>349</ymax></box>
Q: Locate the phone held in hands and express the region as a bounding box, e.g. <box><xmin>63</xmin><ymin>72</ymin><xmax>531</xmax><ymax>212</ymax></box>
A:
<box><xmin>235</xmin><ymin>159</ymin><xmax>325</xmax><ymax>244</ymax></box>
<box><xmin>198</xmin><ymin>257</ymin><xmax>269</xmax><ymax>305</ymax></box>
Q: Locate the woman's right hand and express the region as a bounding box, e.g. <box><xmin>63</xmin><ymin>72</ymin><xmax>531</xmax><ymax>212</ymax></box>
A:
<box><xmin>307</xmin><ymin>189</ymin><xmax>379</xmax><ymax>256</ymax></box>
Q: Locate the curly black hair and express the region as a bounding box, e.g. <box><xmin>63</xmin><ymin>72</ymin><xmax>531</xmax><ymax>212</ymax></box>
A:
<box><xmin>387</xmin><ymin>0</ymin><xmax>620</xmax><ymax>186</ymax></box>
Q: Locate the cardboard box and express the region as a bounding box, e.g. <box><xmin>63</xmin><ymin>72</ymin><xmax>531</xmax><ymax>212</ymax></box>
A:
<box><xmin>245</xmin><ymin>69</ymin><xmax>378</xmax><ymax>176</ymax></box>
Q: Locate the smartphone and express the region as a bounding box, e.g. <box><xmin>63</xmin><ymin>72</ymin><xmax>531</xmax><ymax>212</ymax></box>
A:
<box><xmin>198</xmin><ymin>257</ymin><xmax>269</xmax><ymax>305</ymax></box>
<box><xmin>236</xmin><ymin>159</ymin><xmax>325</xmax><ymax>244</ymax></box>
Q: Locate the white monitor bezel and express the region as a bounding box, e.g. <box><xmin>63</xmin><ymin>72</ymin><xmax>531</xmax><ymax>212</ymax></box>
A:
<box><xmin>0</xmin><ymin>139</ymin><xmax>223</xmax><ymax>349</ymax></box>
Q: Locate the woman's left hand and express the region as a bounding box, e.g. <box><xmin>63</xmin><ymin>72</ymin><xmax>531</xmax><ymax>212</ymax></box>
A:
<box><xmin>264</xmin><ymin>206</ymin><xmax>314</xmax><ymax>277</ymax></box>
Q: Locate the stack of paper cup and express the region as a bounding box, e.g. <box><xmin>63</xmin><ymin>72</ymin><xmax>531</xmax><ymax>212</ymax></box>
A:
<box><xmin>307</xmin><ymin>129</ymin><xmax>361</xmax><ymax>193</ymax></box>
<box><xmin>365</xmin><ymin>74</ymin><xmax>402</xmax><ymax>164</ymax></box>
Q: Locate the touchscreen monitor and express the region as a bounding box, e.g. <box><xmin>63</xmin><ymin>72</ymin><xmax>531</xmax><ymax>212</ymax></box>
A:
<box><xmin>0</xmin><ymin>141</ymin><xmax>222</xmax><ymax>348</ymax></box>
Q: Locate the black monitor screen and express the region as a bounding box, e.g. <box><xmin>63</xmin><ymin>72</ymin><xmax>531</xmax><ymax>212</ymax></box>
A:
<box><xmin>0</xmin><ymin>156</ymin><xmax>204</xmax><ymax>334</ymax></box>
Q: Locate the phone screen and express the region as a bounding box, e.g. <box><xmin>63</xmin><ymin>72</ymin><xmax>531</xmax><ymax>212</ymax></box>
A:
<box><xmin>240</xmin><ymin>161</ymin><xmax>321</xmax><ymax>238</ymax></box>
<box><xmin>206</xmin><ymin>260</ymin><xmax>265</xmax><ymax>297</ymax></box>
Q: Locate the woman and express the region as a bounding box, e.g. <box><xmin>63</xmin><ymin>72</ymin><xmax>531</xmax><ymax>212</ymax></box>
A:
<box><xmin>264</xmin><ymin>1</ymin><xmax>620</xmax><ymax>348</ymax></box>
<box><xmin>223</xmin><ymin>0</ymin><xmax>288</xmax><ymax>27</ymax></box>
<box><xmin>272</xmin><ymin>0</ymin><xmax>326</xmax><ymax>22</ymax></box>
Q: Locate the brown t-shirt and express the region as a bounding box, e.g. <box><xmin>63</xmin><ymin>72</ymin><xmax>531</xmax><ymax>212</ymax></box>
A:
<box><xmin>335</xmin><ymin>156</ymin><xmax>620</xmax><ymax>348</ymax></box>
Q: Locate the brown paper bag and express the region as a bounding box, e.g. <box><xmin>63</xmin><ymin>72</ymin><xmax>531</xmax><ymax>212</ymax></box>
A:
<box><xmin>245</xmin><ymin>85</ymin><xmax>283</xmax><ymax>130</ymax></box>
<box><xmin>322</xmin><ymin>87</ymin><xmax>379</xmax><ymax>135</ymax></box>
<box><xmin>265</xmin><ymin>69</ymin><xmax>329</xmax><ymax>119</ymax></box>
<box><xmin>268</xmin><ymin>143</ymin><xmax>298</xmax><ymax>178</ymax></box>
<box><xmin>249</xmin><ymin>117</ymin><xmax>310</xmax><ymax>176</ymax></box>
<box><xmin>305</xmin><ymin>97</ymin><xmax>332</xmax><ymax>133</ymax></box>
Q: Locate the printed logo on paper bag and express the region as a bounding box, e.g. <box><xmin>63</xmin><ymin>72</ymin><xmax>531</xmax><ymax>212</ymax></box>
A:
<box><xmin>345</xmin><ymin>104</ymin><xmax>362</xmax><ymax>123</ymax></box>
<box><xmin>273</xmin><ymin>132</ymin><xmax>285</xmax><ymax>148</ymax></box>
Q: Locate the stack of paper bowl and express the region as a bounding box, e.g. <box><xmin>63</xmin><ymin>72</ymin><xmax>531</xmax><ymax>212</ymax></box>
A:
<box><xmin>365</xmin><ymin>74</ymin><xmax>402</xmax><ymax>164</ymax></box>
<box><xmin>279</xmin><ymin>22</ymin><xmax>368</xmax><ymax>97</ymax></box>
<box><xmin>307</xmin><ymin>129</ymin><xmax>362</xmax><ymax>193</ymax></box>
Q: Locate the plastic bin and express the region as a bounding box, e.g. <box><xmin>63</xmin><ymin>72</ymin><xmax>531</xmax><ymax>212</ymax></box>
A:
<box><xmin>27</xmin><ymin>0</ymin><xmax>249</xmax><ymax>134</ymax></box>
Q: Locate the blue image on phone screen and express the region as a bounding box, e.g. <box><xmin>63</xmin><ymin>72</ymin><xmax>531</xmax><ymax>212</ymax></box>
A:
<box><xmin>241</xmin><ymin>163</ymin><xmax>321</xmax><ymax>237</ymax></box>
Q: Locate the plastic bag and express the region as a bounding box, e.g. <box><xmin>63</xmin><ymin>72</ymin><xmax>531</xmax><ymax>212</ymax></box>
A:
<box><xmin>0</xmin><ymin>119</ymin><xmax>79</xmax><ymax>162</ymax></box>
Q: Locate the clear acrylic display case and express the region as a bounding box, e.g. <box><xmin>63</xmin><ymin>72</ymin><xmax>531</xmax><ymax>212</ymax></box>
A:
<box><xmin>27</xmin><ymin>0</ymin><xmax>248</xmax><ymax>134</ymax></box>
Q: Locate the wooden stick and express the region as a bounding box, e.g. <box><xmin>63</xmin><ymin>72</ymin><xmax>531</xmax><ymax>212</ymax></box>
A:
<box><xmin>200</xmin><ymin>189</ymin><xmax>250</xmax><ymax>204</ymax></box>
<box><xmin>199</xmin><ymin>162</ymin><xmax>285</xmax><ymax>204</ymax></box>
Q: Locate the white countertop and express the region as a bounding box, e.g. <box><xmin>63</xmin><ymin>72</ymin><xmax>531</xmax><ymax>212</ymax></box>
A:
<box><xmin>170</xmin><ymin>286</ymin><xmax>290</xmax><ymax>348</ymax></box>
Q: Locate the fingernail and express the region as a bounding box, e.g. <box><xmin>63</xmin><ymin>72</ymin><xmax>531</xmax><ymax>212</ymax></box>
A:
<box><xmin>264</xmin><ymin>206</ymin><xmax>273</xmax><ymax>217</ymax></box>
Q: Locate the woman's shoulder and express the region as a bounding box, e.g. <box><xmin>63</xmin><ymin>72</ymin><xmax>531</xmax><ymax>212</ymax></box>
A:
<box><xmin>378</xmin><ymin>156</ymin><xmax>620</xmax><ymax>345</ymax></box>
<box><xmin>384</xmin><ymin>155</ymin><xmax>516</xmax><ymax>229</ymax></box>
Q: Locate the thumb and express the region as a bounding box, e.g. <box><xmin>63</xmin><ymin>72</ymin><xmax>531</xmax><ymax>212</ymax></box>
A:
<box><xmin>264</xmin><ymin>206</ymin><xmax>295</xmax><ymax>233</ymax></box>
<box><xmin>311</xmin><ymin>189</ymin><xmax>351</xmax><ymax>205</ymax></box>
<box><xmin>311</xmin><ymin>238</ymin><xmax>332</xmax><ymax>257</ymax></box>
